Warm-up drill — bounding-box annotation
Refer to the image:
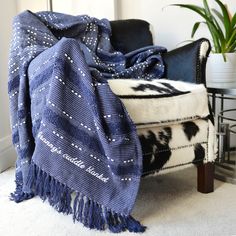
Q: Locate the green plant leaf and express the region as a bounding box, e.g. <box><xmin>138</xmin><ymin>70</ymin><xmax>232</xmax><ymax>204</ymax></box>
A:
<box><xmin>231</xmin><ymin>13</ymin><xmax>236</xmax><ymax>28</ymax></box>
<box><xmin>212</xmin><ymin>9</ymin><xmax>224</xmax><ymax>24</ymax></box>
<box><xmin>171</xmin><ymin>3</ymin><xmax>222</xmax><ymax>52</ymax></box>
<box><xmin>203</xmin><ymin>0</ymin><xmax>227</xmax><ymax>52</ymax></box>
<box><xmin>226</xmin><ymin>39</ymin><xmax>236</xmax><ymax>52</ymax></box>
<box><xmin>191</xmin><ymin>22</ymin><xmax>201</xmax><ymax>37</ymax></box>
<box><xmin>225</xmin><ymin>28</ymin><xmax>236</xmax><ymax>52</ymax></box>
<box><xmin>222</xmin><ymin>53</ymin><xmax>226</xmax><ymax>62</ymax></box>
<box><xmin>207</xmin><ymin>23</ymin><xmax>224</xmax><ymax>52</ymax></box>
<box><xmin>170</xmin><ymin>2</ymin><xmax>235</xmax><ymax>53</ymax></box>
<box><xmin>209</xmin><ymin>19</ymin><xmax>226</xmax><ymax>52</ymax></box>
<box><xmin>203</xmin><ymin>0</ymin><xmax>212</xmax><ymax>18</ymax></box>
<box><xmin>215</xmin><ymin>0</ymin><xmax>232</xmax><ymax>41</ymax></box>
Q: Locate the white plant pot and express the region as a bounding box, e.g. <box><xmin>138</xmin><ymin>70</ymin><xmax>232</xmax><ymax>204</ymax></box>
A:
<box><xmin>206</xmin><ymin>52</ymin><xmax>236</xmax><ymax>83</ymax></box>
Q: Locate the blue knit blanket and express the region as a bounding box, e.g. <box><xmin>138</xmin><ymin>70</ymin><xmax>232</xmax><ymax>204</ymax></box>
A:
<box><xmin>8</xmin><ymin>11</ymin><xmax>166</xmax><ymax>233</ymax></box>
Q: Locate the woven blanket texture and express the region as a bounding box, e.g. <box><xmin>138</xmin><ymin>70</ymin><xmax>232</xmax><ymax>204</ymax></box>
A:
<box><xmin>8</xmin><ymin>11</ymin><xmax>167</xmax><ymax>233</ymax></box>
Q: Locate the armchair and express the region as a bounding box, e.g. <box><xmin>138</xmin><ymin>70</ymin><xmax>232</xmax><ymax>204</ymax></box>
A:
<box><xmin>110</xmin><ymin>19</ymin><xmax>216</xmax><ymax>193</ymax></box>
<box><xmin>9</xmin><ymin>12</ymin><xmax>217</xmax><ymax>233</ymax></box>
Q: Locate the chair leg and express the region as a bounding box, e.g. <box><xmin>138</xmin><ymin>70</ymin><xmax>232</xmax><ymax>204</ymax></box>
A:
<box><xmin>197</xmin><ymin>162</ymin><xmax>214</xmax><ymax>193</ymax></box>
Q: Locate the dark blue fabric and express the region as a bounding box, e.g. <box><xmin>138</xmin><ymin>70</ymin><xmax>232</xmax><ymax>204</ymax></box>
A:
<box><xmin>8</xmin><ymin>11</ymin><xmax>166</xmax><ymax>232</ymax></box>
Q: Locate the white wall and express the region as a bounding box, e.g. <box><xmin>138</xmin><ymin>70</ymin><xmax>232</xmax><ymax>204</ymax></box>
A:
<box><xmin>16</xmin><ymin>0</ymin><xmax>47</xmax><ymax>12</ymax></box>
<box><xmin>53</xmin><ymin>0</ymin><xmax>117</xmax><ymax>20</ymax></box>
<box><xmin>15</xmin><ymin>0</ymin><xmax>236</xmax><ymax>50</ymax></box>
<box><xmin>16</xmin><ymin>0</ymin><xmax>117</xmax><ymax>20</ymax></box>
<box><xmin>117</xmin><ymin>0</ymin><xmax>236</xmax><ymax>50</ymax></box>
<box><xmin>0</xmin><ymin>0</ymin><xmax>17</xmax><ymax>172</ymax></box>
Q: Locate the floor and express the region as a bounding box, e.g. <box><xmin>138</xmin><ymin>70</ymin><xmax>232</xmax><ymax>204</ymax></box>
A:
<box><xmin>0</xmin><ymin>166</ymin><xmax>236</xmax><ymax>236</ymax></box>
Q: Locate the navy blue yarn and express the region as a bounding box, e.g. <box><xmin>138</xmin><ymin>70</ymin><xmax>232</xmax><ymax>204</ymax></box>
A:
<box><xmin>25</xmin><ymin>162</ymin><xmax>146</xmax><ymax>232</ymax></box>
<box><xmin>43</xmin><ymin>107</ymin><xmax>106</xmax><ymax>156</ymax></box>
<box><xmin>78</xmin><ymin>195</ymin><xmax>84</xmax><ymax>222</ymax></box>
<box><xmin>18</xmin><ymin>109</ymin><xmax>28</xmax><ymax>119</ymax></box>
<box><xmin>8</xmin><ymin>75</ymin><xmax>20</xmax><ymax>92</ymax></box>
<box><xmin>29</xmin><ymin>67</ymin><xmax>54</xmax><ymax>93</ymax></box>
<box><xmin>9</xmin><ymin>11</ymin><xmax>166</xmax><ymax>233</ymax></box>
<box><xmin>109</xmin><ymin>163</ymin><xmax>142</xmax><ymax>176</ymax></box>
<box><xmin>12</xmin><ymin>131</ymin><xmax>19</xmax><ymax>144</ymax></box>
<box><xmin>10</xmin><ymin>171</ymin><xmax>34</xmax><ymax>203</ymax></box>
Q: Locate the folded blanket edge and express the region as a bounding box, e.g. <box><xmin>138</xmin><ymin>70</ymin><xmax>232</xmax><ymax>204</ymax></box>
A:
<box><xmin>10</xmin><ymin>162</ymin><xmax>146</xmax><ymax>233</ymax></box>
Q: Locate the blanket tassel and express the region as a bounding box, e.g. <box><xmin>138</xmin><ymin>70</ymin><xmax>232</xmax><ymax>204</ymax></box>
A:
<box><xmin>10</xmin><ymin>171</ymin><xmax>34</xmax><ymax>203</ymax></box>
<box><xmin>23</xmin><ymin>162</ymin><xmax>146</xmax><ymax>233</ymax></box>
<box><xmin>73</xmin><ymin>193</ymin><xmax>146</xmax><ymax>233</ymax></box>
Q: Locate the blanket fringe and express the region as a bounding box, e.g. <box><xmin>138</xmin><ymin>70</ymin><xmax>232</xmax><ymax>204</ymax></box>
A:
<box><xmin>23</xmin><ymin>162</ymin><xmax>146</xmax><ymax>233</ymax></box>
<box><xmin>10</xmin><ymin>171</ymin><xmax>34</xmax><ymax>203</ymax></box>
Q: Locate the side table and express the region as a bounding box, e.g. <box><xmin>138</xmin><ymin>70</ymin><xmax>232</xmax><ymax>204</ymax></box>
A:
<box><xmin>207</xmin><ymin>82</ymin><xmax>236</xmax><ymax>184</ymax></box>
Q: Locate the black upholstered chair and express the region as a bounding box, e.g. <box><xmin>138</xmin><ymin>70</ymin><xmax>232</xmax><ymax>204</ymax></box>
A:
<box><xmin>109</xmin><ymin>19</ymin><xmax>216</xmax><ymax>194</ymax></box>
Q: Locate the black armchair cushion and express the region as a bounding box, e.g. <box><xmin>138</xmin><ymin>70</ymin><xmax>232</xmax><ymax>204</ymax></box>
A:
<box><xmin>110</xmin><ymin>19</ymin><xmax>153</xmax><ymax>54</ymax></box>
<box><xmin>109</xmin><ymin>20</ymin><xmax>211</xmax><ymax>86</ymax></box>
<box><xmin>162</xmin><ymin>38</ymin><xmax>211</xmax><ymax>84</ymax></box>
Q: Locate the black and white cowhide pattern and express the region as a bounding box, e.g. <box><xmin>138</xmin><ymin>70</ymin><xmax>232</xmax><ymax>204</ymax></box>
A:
<box><xmin>131</xmin><ymin>81</ymin><xmax>189</xmax><ymax>98</ymax></box>
<box><xmin>108</xmin><ymin>79</ymin><xmax>210</xmax><ymax>126</ymax></box>
<box><xmin>138</xmin><ymin>119</ymin><xmax>210</xmax><ymax>176</ymax></box>
<box><xmin>139</xmin><ymin>128</ymin><xmax>172</xmax><ymax>174</ymax></box>
<box><xmin>107</xmin><ymin>78</ymin><xmax>216</xmax><ymax>174</ymax></box>
<box><xmin>182</xmin><ymin>121</ymin><xmax>200</xmax><ymax>141</ymax></box>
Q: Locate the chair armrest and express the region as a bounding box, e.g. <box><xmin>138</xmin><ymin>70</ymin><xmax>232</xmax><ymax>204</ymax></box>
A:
<box><xmin>162</xmin><ymin>38</ymin><xmax>211</xmax><ymax>85</ymax></box>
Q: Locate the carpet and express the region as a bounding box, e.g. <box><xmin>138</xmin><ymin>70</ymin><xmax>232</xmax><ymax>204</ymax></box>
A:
<box><xmin>0</xmin><ymin>167</ymin><xmax>236</xmax><ymax>236</ymax></box>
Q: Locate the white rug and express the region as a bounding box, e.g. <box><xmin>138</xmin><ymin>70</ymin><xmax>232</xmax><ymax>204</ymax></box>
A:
<box><xmin>1</xmin><ymin>167</ymin><xmax>236</xmax><ymax>236</ymax></box>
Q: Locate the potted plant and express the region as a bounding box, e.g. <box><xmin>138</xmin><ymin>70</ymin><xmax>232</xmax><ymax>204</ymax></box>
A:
<box><xmin>172</xmin><ymin>0</ymin><xmax>236</xmax><ymax>83</ymax></box>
